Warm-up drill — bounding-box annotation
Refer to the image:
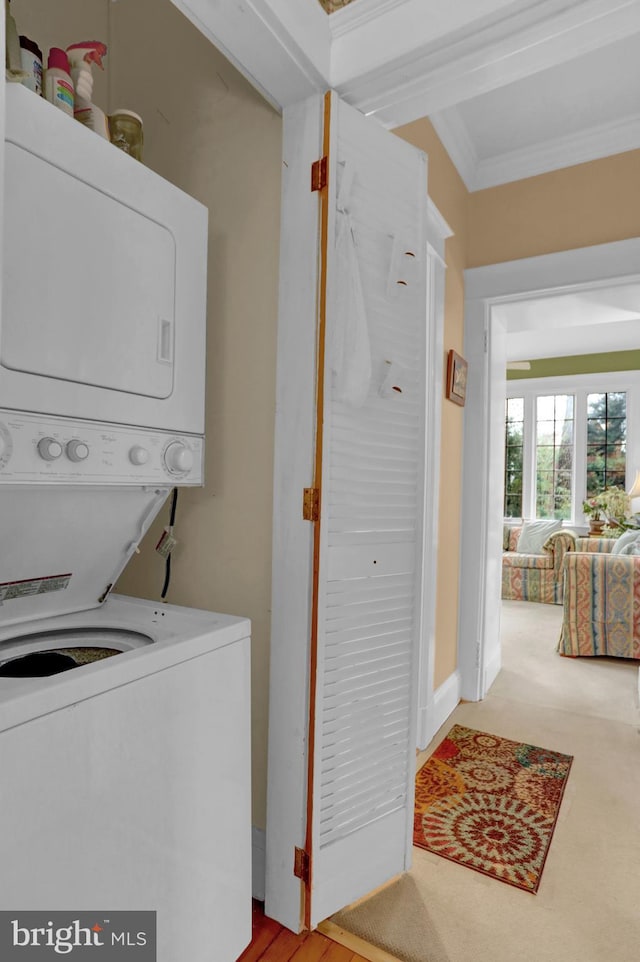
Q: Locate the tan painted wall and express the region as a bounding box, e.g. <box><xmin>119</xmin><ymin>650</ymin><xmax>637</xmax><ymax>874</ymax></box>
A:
<box><xmin>394</xmin><ymin>119</ymin><xmax>469</xmax><ymax>687</ymax></box>
<box><xmin>468</xmin><ymin>150</ymin><xmax>640</xmax><ymax>267</ymax></box>
<box><xmin>107</xmin><ymin>0</ymin><xmax>282</xmax><ymax>832</ymax></box>
<box><xmin>18</xmin><ymin>0</ymin><xmax>281</xmax><ymax>831</ymax></box>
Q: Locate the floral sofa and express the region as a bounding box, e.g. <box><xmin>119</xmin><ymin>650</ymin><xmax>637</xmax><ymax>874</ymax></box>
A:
<box><xmin>559</xmin><ymin>537</ymin><xmax>640</xmax><ymax>659</ymax></box>
<box><xmin>502</xmin><ymin>525</ymin><xmax>576</xmax><ymax>605</ymax></box>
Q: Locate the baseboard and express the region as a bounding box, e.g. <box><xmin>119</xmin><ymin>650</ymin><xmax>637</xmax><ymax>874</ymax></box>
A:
<box><xmin>424</xmin><ymin>670</ymin><xmax>461</xmax><ymax>745</ymax></box>
<box><xmin>252</xmin><ymin>826</ymin><xmax>266</xmax><ymax>901</ymax></box>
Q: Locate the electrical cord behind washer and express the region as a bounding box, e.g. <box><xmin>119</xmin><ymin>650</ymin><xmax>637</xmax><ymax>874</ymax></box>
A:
<box><xmin>161</xmin><ymin>487</ymin><xmax>178</xmax><ymax>600</ymax></box>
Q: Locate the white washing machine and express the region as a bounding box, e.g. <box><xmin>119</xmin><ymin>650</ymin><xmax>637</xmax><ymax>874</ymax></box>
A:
<box><xmin>0</xmin><ymin>411</ymin><xmax>252</xmax><ymax>962</ymax></box>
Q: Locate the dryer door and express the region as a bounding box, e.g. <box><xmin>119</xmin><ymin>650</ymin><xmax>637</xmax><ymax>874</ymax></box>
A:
<box><xmin>1</xmin><ymin>86</ymin><xmax>207</xmax><ymax>434</ymax></box>
<box><xmin>3</xmin><ymin>141</ymin><xmax>175</xmax><ymax>400</ymax></box>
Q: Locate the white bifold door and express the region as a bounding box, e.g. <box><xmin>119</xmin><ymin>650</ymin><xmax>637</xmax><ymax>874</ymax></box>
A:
<box><xmin>267</xmin><ymin>91</ymin><xmax>428</xmax><ymax>931</ymax></box>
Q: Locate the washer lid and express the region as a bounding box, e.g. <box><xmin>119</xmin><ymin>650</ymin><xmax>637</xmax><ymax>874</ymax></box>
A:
<box><xmin>0</xmin><ymin>485</ymin><xmax>170</xmax><ymax>628</ymax></box>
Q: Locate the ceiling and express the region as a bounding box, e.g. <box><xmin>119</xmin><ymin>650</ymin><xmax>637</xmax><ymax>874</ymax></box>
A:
<box><xmin>171</xmin><ymin>0</ymin><xmax>640</xmax><ymax>362</ymax></box>
<box><xmin>182</xmin><ymin>0</ymin><xmax>640</xmax><ymax>192</ymax></box>
<box><xmin>493</xmin><ymin>282</ymin><xmax>640</xmax><ymax>361</ymax></box>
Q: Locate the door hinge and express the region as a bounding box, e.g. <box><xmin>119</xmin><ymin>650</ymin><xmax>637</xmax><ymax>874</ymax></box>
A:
<box><xmin>303</xmin><ymin>487</ymin><xmax>320</xmax><ymax>522</ymax></box>
<box><xmin>294</xmin><ymin>846</ymin><xmax>310</xmax><ymax>884</ymax></box>
<box><xmin>311</xmin><ymin>156</ymin><xmax>327</xmax><ymax>192</ymax></box>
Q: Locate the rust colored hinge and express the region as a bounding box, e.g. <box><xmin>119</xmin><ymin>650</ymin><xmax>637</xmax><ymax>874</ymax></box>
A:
<box><xmin>311</xmin><ymin>156</ymin><xmax>328</xmax><ymax>192</ymax></box>
<box><xmin>303</xmin><ymin>487</ymin><xmax>320</xmax><ymax>522</ymax></box>
<box><xmin>294</xmin><ymin>846</ymin><xmax>310</xmax><ymax>884</ymax></box>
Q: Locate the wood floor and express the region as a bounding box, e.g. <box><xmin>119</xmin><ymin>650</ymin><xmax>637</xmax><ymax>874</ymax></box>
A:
<box><xmin>237</xmin><ymin>902</ymin><xmax>371</xmax><ymax>962</ymax></box>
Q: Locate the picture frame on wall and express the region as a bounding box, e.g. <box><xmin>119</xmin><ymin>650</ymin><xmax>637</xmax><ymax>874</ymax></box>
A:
<box><xmin>446</xmin><ymin>350</ymin><xmax>468</xmax><ymax>407</ymax></box>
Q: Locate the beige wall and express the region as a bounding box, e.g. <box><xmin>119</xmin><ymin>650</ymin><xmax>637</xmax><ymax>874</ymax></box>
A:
<box><xmin>108</xmin><ymin>0</ymin><xmax>282</xmax><ymax>832</ymax></box>
<box><xmin>394</xmin><ymin>119</ymin><xmax>468</xmax><ymax>687</ymax></box>
<box><xmin>16</xmin><ymin>0</ymin><xmax>284</xmax><ymax>831</ymax></box>
<box><xmin>468</xmin><ymin>150</ymin><xmax>640</xmax><ymax>267</ymax></box>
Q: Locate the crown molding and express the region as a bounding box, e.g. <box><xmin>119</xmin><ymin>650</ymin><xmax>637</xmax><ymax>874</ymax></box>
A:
<box><xmin>429</xmin><ymin>108</ymin><xmax>478</xmax><ymax>191</ymax></box>
<box><xmin>329</xmin><ymin>0</ymin><xmax>409</xmax><ymax>38</ymax></box>
<box><xmin>474</xmin><ymin>111</ymin><xmax>640</xmax><ymax>190</ymax></box>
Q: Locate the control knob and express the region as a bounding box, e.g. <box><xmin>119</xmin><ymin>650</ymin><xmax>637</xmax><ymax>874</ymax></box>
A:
<box><xmin>38</xmin><ymin>438</ymin><xmax>63</xmax><ymax>461</ymax></box>
<box><xmin>164</xmin><ymin>441</ymin><xmax>193</xmax><ymax>475</ymax></box>
<box><xmin>129</xmin><ymin>445</ymin><xmax>150</xmax><ymax>466</ymax></box>
<box><xmin>66</xmin><ymin>440</ymin><xmax>89</xmax><ymax>463</ymax></box>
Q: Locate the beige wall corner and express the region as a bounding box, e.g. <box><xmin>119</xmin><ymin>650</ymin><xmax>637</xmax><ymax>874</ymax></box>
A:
<box><xmin>110</xmin><ymin>0</ymin><xmax>282</xmax><ymax>832</ymax></box>
<box><xmin>393</xmin><ymin>119</ymin><xmax>469</xmax><ymax>688</ymax></box>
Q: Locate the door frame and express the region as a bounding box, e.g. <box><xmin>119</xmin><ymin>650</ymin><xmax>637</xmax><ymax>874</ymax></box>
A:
<box><xmin>458</xmin><ymin>236</ymin><xmax>640</xmax><ymax>702</ymax></box>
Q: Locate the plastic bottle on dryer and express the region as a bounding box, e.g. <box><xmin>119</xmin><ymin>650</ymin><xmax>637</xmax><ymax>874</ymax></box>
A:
<box><xmin>66</xmin><ymin>41</ymin><xmax>110</xmax><ymax>139</ymax></box>
<box><xmin>44</xmin><ymin>47</ymin><xmax>74</xmax><ymax>117</ymax></box>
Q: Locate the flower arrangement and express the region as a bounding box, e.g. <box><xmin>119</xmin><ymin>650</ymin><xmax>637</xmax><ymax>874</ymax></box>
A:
<box><xmin>582</xmin><ymin>486</ymin><xmax>630</xmax><ymax>523</ymax></box>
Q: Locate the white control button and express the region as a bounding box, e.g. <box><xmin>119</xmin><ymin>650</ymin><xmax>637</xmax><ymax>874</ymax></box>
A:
<box><xmin>66</xmin><ymin>440</ymin><xmax>89</xmax><ymax>463</ymax></box>
<box><xmin>129</xmin><ymin>445</ymin><xmax>150</xmax><ymax>466</ymax></box>
<box><xmin>164</xmin><ymin>442</ymin><xmax>194</xmax><ymax>474</ymax></box>
<box><xmin>38</xmin><ymin>438</ymin><xmax>63</xmax><ymax>461</ymax></box>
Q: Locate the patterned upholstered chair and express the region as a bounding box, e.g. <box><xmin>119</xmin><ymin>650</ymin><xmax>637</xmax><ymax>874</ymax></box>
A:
<box><xmin>574</xmin><ymin>536</ymin><xmax>617</xmax><ymax>554</ymax></box>
<box><xmin>559</xmin><ymin>550</ymin><xmax>640</xmax><ymax>659</ymax></box>
<box><xmin>502</xmin><ymin>525</ymin><xmax>576</xmax><ymax>605</ymax></box>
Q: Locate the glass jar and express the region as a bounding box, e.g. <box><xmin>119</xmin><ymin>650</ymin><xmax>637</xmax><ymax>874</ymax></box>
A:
<box><xmin>108</xmin><ymin>109</ymin><xmax>143</xmax><ymax>162</ymax></box>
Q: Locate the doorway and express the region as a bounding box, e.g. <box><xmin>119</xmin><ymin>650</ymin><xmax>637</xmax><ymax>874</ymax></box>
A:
<box><xmin>459</xmin><ymin>236</ymin><xmax>640</xmax><ymax>702</ymax></box>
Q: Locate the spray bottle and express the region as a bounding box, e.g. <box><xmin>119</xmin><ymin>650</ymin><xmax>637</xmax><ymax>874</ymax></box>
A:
<box><xmin>66</xmin><ymin>41</ymin><xmax>109</xmax><ymax>139</ymax></box>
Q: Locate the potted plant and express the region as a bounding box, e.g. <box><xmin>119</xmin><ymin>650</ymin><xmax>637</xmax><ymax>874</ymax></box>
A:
<box><xmin>583</xmin><ymin>486</ymin><xmax>631</xmax><ymax>535</ymax></box>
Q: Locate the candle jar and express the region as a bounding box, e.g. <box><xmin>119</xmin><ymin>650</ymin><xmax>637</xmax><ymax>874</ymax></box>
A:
<box><xmin>108</xmin><ymin>109</ymin><xmax>143</xmax><ymax>161</ymax></box>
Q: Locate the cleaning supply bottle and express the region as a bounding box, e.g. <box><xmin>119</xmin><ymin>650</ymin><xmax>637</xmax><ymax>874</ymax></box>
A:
<box><xmin>66</xmin><ymin>41</ymin><xmax>109</xmax><ymax>139</ymax></box>
<box><xmin>44</xmin><ymin>47</ymin><xmax>74</xmax><ymax>116</ymax></box>
<box><xmin>19</xmin><ymin>35</ymin><xmax>43</xmax><ymax>95</ymax></box>
<box><xmin>5</xmin><ymin>0</ymin><xmax>28</xmax><ymax>82</ymax></box>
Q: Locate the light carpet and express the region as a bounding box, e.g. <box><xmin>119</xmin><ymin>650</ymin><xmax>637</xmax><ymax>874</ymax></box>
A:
<box><xmin>330</xmin><ymin>601</ymin><xmax>640</xmax><ymax>962</ymax></box>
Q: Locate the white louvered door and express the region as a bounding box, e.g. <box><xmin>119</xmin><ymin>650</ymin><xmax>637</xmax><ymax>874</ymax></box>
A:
<box><xmin>308</xmin><ymin>94</ymin><xmax>428</xmax><ymax>926</ymax></box>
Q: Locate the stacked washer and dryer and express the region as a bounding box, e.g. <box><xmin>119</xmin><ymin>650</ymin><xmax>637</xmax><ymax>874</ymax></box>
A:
<box><xmin>0</xmin><ymin>85</ymin><xmax>251</xmax><ymax>961</ymax></box>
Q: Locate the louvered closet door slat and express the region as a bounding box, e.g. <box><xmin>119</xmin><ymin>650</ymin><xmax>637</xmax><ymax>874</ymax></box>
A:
<box><xmin>310</xmin><ymin>94</ymin><xmax>427</xmax><ymax>926</ymax></box>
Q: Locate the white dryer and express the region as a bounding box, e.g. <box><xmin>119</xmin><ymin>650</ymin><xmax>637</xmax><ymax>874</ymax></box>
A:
<box><xmin>2</xmin><ymin>85</ymin><xmax>208</xmax><ymax>435</ymax></box>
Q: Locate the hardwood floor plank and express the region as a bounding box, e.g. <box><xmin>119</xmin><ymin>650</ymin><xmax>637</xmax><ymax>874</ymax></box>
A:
<box><xmin>237</xmin><ymin>908</ymin><xmax>282</xmax><ymax>962</ymax></box>
<box><xmin>260</xmin><ymin>929</ymin><xmax>310</xmax><ymax>962</ymax></box>
<box><xmin>238</xmin><ymin>903</ymin><xmax>374</xmax><ymax>962</ymax></box>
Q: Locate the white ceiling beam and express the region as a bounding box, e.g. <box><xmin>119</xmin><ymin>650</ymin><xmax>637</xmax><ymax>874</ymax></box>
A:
<box><xmin>169</xmin><ymin>0</ymin><xmax>329</xmax><ymax>112</ymax></box>
<box><xmin>338</xmin><ymin>0</ymin><xmax>640</xmax><ymax>128</ymax></box>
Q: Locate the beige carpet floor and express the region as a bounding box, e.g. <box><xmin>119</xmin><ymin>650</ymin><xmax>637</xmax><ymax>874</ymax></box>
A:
<box><xmin>330</xmin><ymin>601</ymin><xmax>640</xmax><ymax>962</ymax></box>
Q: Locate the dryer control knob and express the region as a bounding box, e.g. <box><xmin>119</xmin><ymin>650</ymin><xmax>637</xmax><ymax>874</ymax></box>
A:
<box><xmin>66</xmin><ymin>440</ymin><xmax>89</xmax><ymax>463</ymax></box>
<box><xmin>129</xmin><ymin>445</ymin><xmax>150</xmax><ymax>466</ymax></box>
<box><xmin>164</xmin><ymin>442</ymin><xmax>193</xmax><ymax>475</ymax></box>
<box><xmin>37</xmin><ymin>438</ymin><xmax>63</xmax><ymax>461</ymax></box>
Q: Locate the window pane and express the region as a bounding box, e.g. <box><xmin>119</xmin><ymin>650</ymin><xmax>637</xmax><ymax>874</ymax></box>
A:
<box><xmin>586</xmin><ymin>392</ymin><xmax>626</xmax><ymax>494</ymax></box>
<box><xmin>504</xmin><ymin>398</ymin><xmax>524</xmax><ymax>518</ymax></box>
<box><xmin>506</xmin><ymin>397</ymin><xmax>524</xmax><ymax>422</ymax></box>
<box><xmin>535</xmin><ymin>394</ymin><xmax>573</xmax><ymax>520</ymax></box>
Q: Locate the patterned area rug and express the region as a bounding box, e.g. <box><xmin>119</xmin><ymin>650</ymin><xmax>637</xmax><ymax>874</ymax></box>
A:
<box><xmin>414</xmin><ymin>725</ymin><xmax>573</xmax><ymax>893</ymax></box>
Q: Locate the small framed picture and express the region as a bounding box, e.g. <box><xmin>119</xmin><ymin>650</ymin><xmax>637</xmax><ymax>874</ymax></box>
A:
<box><xmin>446</xmin><ymin>350</ymin><xmax>468</xmax><ymax>407</ymax></box>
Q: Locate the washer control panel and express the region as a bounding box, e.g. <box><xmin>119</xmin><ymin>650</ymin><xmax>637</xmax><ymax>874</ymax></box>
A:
<box><xmin>0</xmin><ymin>410</ymin><xmax>204</xmax><ymax>485</ymax></box>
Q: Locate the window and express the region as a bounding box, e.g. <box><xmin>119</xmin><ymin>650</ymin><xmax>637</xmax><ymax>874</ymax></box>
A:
<box><xmin>504</xmin><ymin>376</ymin><xmax>633</xmax><ymax>523</ymax></box>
